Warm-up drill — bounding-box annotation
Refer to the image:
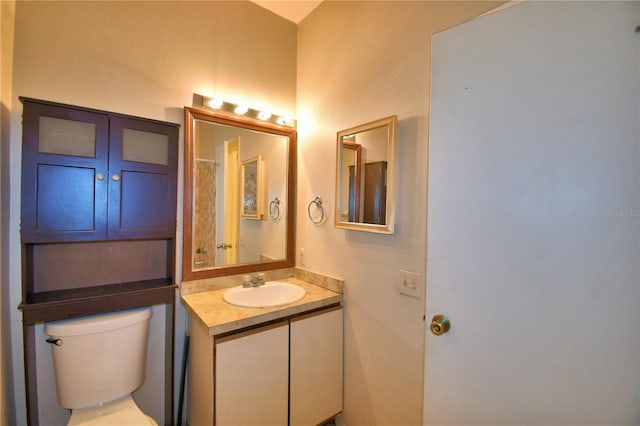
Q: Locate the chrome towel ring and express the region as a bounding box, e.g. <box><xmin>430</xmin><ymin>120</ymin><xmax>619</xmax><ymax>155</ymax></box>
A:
<box><xmin>269</xmin><ymin>198</ymin><xmax>281</xmax><ymax>221</ymax></box>
<box><xmin>307</xmin><ymin>196</ymin><xmax>325</xmax><ymax>224</ymax></box>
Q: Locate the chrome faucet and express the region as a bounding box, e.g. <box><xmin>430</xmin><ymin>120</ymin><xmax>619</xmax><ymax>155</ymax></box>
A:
<box><xmin>242</xmin><ymin>273</ymin><xmax>265</xmax><ymax>288</ymax></box>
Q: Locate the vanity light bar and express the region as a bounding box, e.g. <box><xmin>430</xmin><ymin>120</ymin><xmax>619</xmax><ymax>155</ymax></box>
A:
<box><xmin>195</xmin><ymin>94</ymin><xmax>296</xmax><ymax>128</ymax></box>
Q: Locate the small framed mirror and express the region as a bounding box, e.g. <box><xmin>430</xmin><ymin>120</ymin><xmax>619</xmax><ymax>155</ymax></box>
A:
<box><xmin>241</xmin><ymin>155</ymin><xmax>263</xmax><ymax>220</ymax></box>
<box><xmin>335</xmin><ymin>115</ymin><xmax>397</xmax><ymax>234</ymax></box>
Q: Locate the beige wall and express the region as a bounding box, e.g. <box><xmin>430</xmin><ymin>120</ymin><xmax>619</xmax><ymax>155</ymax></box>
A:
<box><xmin>297</xmin><ymin>2</ymin><xmax>501</xmax><ymax>424</ymax></box>
<box><xmin>2</xmin><ymin>0</ymin><xmax>16</xmax><ymax>424</ymax></box>
<box><xmin>7</xmin><ymin>2</ymin><xmax>295</xmax><ymax>424</ymax></box>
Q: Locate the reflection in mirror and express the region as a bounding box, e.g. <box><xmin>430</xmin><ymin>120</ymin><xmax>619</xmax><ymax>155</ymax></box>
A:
<box><xmin>335</xmin><ymin>115</ymin><xmax>397</xmax><ymax>234</ymax></box>
<box><xmin>241</xmin><ymin>156</ymin><xmax>263</xmax><ymax>220</ymax></box>
<box><xmin>183</xmin><ymin>107</ymin><xmax>296</xmax><ymax>281</ymax></box>
<box><xmin>340</xmin><ymin>142</ymin><xmax>361</xmax><ymax>222</ymax></box>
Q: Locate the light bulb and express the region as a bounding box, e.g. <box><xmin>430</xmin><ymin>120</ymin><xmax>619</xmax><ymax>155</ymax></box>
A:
<box><xmin>258</xmin><ymin>111</ymin><xmax>272</xmax><ymax>120</ymax></box>
<box><xmin>234</xmin><ymin>104</ymin><xmax>249</xmax><ymax>115</ymax></box>
<box><xmin>207</xmin><ymin>98</ymin><xmax>224</xmax><ymax>109</ymax></box>
<box><xmin>277</xmin><ymin>116</ymin><xmax>292</xmax><ymax>126</ymax></box>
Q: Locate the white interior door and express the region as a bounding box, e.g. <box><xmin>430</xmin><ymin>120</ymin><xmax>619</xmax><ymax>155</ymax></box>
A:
<box><xmin>425</xmin><ymin>2</ymin><xmax>639</xmax><ymax>424</ymax></box>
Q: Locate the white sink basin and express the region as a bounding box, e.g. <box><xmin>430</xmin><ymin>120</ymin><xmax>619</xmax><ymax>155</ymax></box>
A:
<box><xmin>223</xmin><ymin>281</ymin><xmax>306</xmax><ymax>308</ymax></box>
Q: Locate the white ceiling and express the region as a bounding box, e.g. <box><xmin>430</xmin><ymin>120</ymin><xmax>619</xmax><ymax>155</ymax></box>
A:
<box><xmin>251</xmin><ymin>1</ymin><xmax>323</xmax><ymax>24</ymax></box>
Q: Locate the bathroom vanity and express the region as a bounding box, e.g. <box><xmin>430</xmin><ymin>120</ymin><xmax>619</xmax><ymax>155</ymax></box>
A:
<box><xmin>182</xmin><ymin>278</ymin><xmax>343</xmax><ymax>426</ymax></box>
<box><xmin>180</xmin><ymin>104</ymin><xmax>343</xmax><ymax>425</ymax></box>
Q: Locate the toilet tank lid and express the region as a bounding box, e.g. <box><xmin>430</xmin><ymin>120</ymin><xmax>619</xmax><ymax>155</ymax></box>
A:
<box><xmin>45</xmin><ymin>306</ymin><xmax>152</xmax><ymax>337</ymax></box>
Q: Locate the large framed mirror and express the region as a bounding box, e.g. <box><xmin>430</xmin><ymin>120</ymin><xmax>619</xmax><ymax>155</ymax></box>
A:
<box><xmin>183</xmin><ymin>107</ymin><xmax>296</xmax><ymax>281</ymax></box>
<box><xmin>335</xmin><ymin>115</ymin><xmax>397</xmax><ymax>234</ymax></box>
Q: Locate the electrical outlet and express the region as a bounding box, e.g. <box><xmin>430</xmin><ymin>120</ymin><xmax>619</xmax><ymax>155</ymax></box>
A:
<box><xmin>397</xmin><ymin>270</ymin><xmax>422</xmax><ymax>300</ymax></box>
<box><xmin>298</xmin><ymin>247</ymin><xmax>305</xmax><ymax>266</ymax></box>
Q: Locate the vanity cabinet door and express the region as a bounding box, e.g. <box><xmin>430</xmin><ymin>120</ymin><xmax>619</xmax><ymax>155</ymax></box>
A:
<box><xmin>21</xmin><ymin>100</ymin><xmax>110</xmax><ymax>242</ymax></box>
<box><xmin>290</xmin><ymin>307</ymin><xmax>344</xmax><ymax>425</ymax></box>
<box><xmin>108</xmin><ymin>116</ymin><xmax>178</xmax><ymax>239</ymax></box>
<box><xmin>215</xmin><ymin>321</ymin><xmax>289</xmax><ymax>426</ymax></box>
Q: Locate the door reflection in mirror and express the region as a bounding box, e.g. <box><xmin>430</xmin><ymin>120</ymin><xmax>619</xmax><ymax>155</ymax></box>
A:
<box><xmin>340</xmin><ymin>141</ymin><xmax>361</xmax><ymax>222</ymax></box>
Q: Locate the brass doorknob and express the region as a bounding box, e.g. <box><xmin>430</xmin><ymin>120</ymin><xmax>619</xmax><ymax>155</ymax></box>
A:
<box><xmin>430</xmin><ymin>315</ymin><xmax>450</xmax><ymax>336</ymax></box>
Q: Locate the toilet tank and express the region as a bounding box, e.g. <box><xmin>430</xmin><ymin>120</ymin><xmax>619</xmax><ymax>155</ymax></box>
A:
<box><xmin>44</xmin><ymin>306</ymin><xmax>153</xmax><ymax>409</ymax></box>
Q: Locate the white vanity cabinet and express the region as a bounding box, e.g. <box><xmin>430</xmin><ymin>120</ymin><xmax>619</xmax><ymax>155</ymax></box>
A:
<box><xmin>290</xmin><ymin>308</ymin><xmax>344</xmax><ymax>425</ymax></box>
<box><xmin>216</xmin><ymin>321</ymin><xmax>289</xmax><ymax>425</ymax></box>
<box><xmin>188</xmin><ymin>306</ymin><xmax>343</xmax><ymax>426</ymax></box>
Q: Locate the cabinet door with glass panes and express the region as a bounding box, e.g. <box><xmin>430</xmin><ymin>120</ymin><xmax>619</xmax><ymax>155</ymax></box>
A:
<box><xmin>108</xmin><ymin>115</ymin><xmax>177</xmax><ymax>239</ymax></box>
<box><xmin>20</xmin><ymin>98</ymin><xmax>178</xmax><ymax>243</ymax></box>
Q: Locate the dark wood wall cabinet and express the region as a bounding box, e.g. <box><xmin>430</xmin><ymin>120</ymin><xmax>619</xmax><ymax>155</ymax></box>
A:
<box><xmin>21</xmin><ymin>99</ymin><xmax>177</xmax><ymax>242</ymax></box>
<box><xmin>18</xmin><ymin>97</ymin><xmax>179</xmax><ymax>426</ymax></box>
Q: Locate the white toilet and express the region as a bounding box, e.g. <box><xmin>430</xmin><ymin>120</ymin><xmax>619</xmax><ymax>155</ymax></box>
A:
<box><xmin>45</xmin><ymin>306</ymin><xmax>157</xmax><ymax>426</ymax></box>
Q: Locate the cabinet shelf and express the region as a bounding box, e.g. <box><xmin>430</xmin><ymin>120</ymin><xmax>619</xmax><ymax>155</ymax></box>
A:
<box><xmin>19</xmin><ymin>278</ymin><xmax>176</xmax><ymax>325</ymax></box>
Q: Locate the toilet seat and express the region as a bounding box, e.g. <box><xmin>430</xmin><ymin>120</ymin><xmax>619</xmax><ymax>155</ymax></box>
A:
<box><xmin>67</xmin><ymin>395</ymin><xmax>157</xmax><ymax>426</ymax></box>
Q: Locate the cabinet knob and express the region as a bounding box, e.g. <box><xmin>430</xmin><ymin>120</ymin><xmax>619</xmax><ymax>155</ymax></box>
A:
<box><xmin>96</xmin><ymin>173</ymin><xmax>104</xmax><ymax>181</ymax></box>
<box><xmin>112</xmin><ymin>174</ymin><xmax>121</xmax><ymax>182</ymax></box>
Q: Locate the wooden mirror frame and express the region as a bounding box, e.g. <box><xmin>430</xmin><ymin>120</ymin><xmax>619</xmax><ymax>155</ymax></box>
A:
<box><xmin>182</xmin><ymin>106</ymin><xmax>296</xmax><ymax>281</ymax></box>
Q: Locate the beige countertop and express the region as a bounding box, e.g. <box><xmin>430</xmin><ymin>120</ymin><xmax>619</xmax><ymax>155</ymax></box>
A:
<box><xmin>181</xmin><ymin>277</ymin><xmax>342</xmax><ymax>336</ymax></box>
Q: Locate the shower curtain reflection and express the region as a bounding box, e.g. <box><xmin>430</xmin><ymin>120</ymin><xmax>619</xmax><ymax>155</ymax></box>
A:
<box><xmin>194</xmin><ymin>159</ymin><xmax>216</xmax><ymax>268</ymax></box>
